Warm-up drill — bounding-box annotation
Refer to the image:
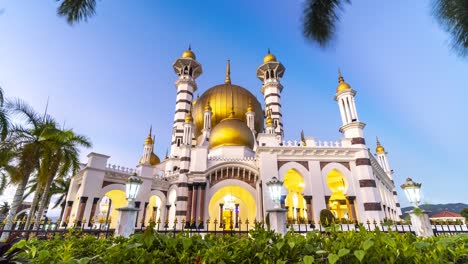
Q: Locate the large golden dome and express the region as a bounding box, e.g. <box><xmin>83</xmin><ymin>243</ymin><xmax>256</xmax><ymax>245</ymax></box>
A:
<box><xmin>209</xmin><ymin>116</ymin><xmax>255</xmax><ymax>149</ymax></box>
<box><xmin>192</xmin><ymin>84</ymin><xmax>264</xmax><ymax>137</ymax></box>
<box><xmin>139</xmin><ymin>153</ymin><xmax>161</xmax><ymax>166</ymax></box>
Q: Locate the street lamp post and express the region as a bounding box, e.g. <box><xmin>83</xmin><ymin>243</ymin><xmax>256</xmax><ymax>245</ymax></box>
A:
<box><xmin>115</xmin><ymin>173</ymin><xmax>143</xmax><ymax>237</ymax></box>
<box><xmin>400</xmin><ymin>178</ymin><xmax>433</xmax><ymax>237</ymax></box>
<box><xmin>265</xmin><ymin>177</ymin><xmax>288</xmax><ymax>235</ymax></box>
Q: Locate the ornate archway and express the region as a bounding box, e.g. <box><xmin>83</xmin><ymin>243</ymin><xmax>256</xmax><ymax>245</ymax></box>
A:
<box><xmin>284</xmin><ymin>169</ymin><xmax>306</xmax><ymax>223</ymax></box>
<box><xmin>208</xmin><ymin>185</ymin><xmax>256</xmax><ymax>230</ymax></box>
<box><xmin>326</xmin><ymin>169</ymin><xmax>354</xmax><ymax>220</ymax></box>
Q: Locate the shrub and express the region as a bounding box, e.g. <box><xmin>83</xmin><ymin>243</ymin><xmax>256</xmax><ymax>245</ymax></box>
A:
<box><xmin>8</xmin><ymin>227</ymin><xmax>468</xmax><ymax>263</ymax></box>
<box><xmin>320</xmin><ymin>209</ymin><xmax>335</xmax><ymax>227</ymax></box>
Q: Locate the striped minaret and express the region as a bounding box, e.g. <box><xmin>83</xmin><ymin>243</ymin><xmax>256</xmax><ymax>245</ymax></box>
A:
<box><xmin>170</xmin><ymin>46</ymin><xmax>202</xmax><ymax>157</ymax></box>
<box><xmin>375</xmin><ymin>138</ymin><xmax>402</xmax><ymax>219</ymax></box>
<box><xmin>256</xmin><ymin>49</ymin><xmax>285</xmax><ymax>138</ymax></box>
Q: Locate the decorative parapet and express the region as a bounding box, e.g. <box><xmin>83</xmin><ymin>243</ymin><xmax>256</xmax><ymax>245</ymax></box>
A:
<box><xmin>151</xmin><ymin>178</ymin><xmax>170</xmax><ymax>190</ymax></box>
<box><xmin>207</xmin><ymin>156</ymin><xmax>256</xmax><ymax>162</ymax></box>
<box><xmin>278</xmin><ymin>139</ymin><xmax>343</xmax><ymax>148</ymax></box>
<box><xmin>105</xmin><ymin>164</ymin><xmax>135</xmax><ymax>174</ymax></box>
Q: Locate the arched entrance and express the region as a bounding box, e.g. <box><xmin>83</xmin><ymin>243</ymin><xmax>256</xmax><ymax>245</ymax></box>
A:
<box><xmin>98</xmin><ymin>190</ymin><xmax>126</xmax><ymax>229</ymax></box>
<box><xmin>284</xmin><ymin>169</ymin><xmax>307</xmax><ymax>223</ymax></box>
<box><xmin>326</xmin><ymin>169</ymin><xmax>353</xmax><ymax>220</ymax></box>
<box><xmin>144</xmin><ymin>195</ymin><xmax>163</xmax><ymax>226</ymax></box>
<box><xmin>208</xmin><ymin>186</ymin><xmax>256</xmax><ymax>229</ymax></box>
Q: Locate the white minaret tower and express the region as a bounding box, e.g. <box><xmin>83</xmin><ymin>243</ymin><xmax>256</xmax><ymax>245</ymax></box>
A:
<box><xmin>245</xmin><ymin>99</ymin><xmax>256</xmax><ymax>132</ymax></box>
<box><xmin>257</xmin><ymin>49</ymin><xmax>285</xmax><ymax>139</ymax></box>
<box><xmin>375</xmin><ymin>137</ymin><xmax>392</xmax><ymax>176</ymax></box>
<box><xmin>170</xmin><ymin>46</ymin><xmax>202</xmax><ymax>157</ymax></box>
<box><xmin>334</xmin><ymin>69</ymin><xmax>384</xmax><ymax>222</ymax></box>
<box><xmin>375</xmin><ymin>138</ymin><xmax>402</xmax><ymax>219</ymax></box>
<box><xmin>335</xmin><ymin>69</ymin><xmax>365</xmax><ymax>139</ymax></box>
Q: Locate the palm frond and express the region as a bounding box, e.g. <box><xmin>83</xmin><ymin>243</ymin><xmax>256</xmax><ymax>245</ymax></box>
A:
<box><xmin>303</xmin><ymin>0</ymin><xmax>351</xmax><ymax>47</ymax></box>
<box><xmin>57</xmin><ymin>0</ymin><xmax>97</xmax><ymax>25</ymax></box>
<box><xmin>433</xmin><ymin>0</ymin><xmax>468</xmax><ymax>57</ymax></box>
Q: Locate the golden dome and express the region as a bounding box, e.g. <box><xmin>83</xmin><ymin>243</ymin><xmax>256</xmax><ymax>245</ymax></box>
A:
<box><xmin>336</xmin><ymin>69</ymin><xmax>351</xmax><ymax>93</ymax></box>
<box><xmin>376</xmin><ymin>137</ymin><xmax>385</xmax><ymax>154</ymax></box>
<box><xmin>192</xmin><ymin>84</ymin><xmax>264</xmax><ymax>137</ymax></box>
<box><xmin>209</xmin><ymin>116</ymin><xmax>255</xmax><ymax>149</ymax></box>
<box><xmin>139</xmin><ymin>152</ymin><xmax>161</xmax><ymax>166</ymax></box>
<box><xmin>182</xmin><ymin>46</ymin><xmax>196</xmax><ymax>60</ymax></box>
<box><xmin>263</xmin><ymin>49</ymin><xmax>277</xmax><ymax>63</ymax></box>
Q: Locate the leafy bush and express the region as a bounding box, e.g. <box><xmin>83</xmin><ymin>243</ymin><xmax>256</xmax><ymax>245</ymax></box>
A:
<box><xmin>8</xmin><ymin>226</ymin><xmax>468</xmax><ymax>263</ymax></box>
<box><xmin>320</xmin><ymin>209</ymin><xmax>335</xmax><ymax>227</ymax></box>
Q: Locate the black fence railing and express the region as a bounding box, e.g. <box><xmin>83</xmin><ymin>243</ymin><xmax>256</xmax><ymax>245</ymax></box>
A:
<box><xmin>1</xmin><ymin>218</ymin><xmax>466</xmax><ymax>241</ymax></box>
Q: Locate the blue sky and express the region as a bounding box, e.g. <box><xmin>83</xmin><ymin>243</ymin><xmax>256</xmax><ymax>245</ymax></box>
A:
<box><xmin>0</xmin><ymin>0</ymin><xmax>466</xmax><ymax>207</ymax></box>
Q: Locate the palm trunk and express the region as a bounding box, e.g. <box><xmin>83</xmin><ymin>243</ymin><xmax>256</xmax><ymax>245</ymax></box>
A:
<box><xmin>58</xmin><ymin>201</ymin><xmax>66</xmax><ymax>220</ymax></box>
<box><xmin>0</xmin><ymin>176</ymin><xmax>28</xmax><ymax>240</ymax></box>
<box><xmin>33</xmin><ymin>175</ymin><xmax>54</xmax><ymax>230</ymax></box>
<box><xmin>24</xmin><ymin>184</ymin><xmax>43</xmax><ymax>230</ymax></box>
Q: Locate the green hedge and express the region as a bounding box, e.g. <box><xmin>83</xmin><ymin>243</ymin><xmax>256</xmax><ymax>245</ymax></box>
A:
<box><xmin>10</xmin><ymin>225</ymin><xmax>468</xmax><ymax>263</ymax></box>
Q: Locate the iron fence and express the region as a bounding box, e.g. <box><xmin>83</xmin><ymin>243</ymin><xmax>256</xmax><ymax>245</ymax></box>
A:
<box><xmin>1</xmin><ymin>218</ymin><xmax>466</xmax><ymax>241</ymax></box>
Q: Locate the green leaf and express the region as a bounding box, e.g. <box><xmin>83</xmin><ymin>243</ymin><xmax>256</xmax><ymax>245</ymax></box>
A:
<box><xmin>338</xmin><ymin>248</ymin><xmax>350</xmax><ymax>257</ymax></box>
<box><xmin>328</xmin><ymin>253</ymin><xmax>339</xmax><ymax>264</ymax></box>
<box><xmin>182</xmin><ymin>238</ymin><xmax>192</xmax><ymax>250</ymax></box>
<box><xmin>288</xmin><ymin>241</ymin><xmax>296</xmax><ymax>249</ymax></box>
<box><xmin>363</xmin><ymin>239</ymin><xmax>374</xmax><ymax>251</ymax></box>
<box><xmin>303</xmin><ymin>255</ymin><xmax>315</xmax><ymax>264</ymax></box>
<box><xmin>354</xmin><ymin>250</ymin><xmax>365</xmax><ymax>262</ymax></box>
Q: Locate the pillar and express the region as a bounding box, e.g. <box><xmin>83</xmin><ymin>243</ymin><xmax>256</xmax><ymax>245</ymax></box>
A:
<box><xmin>190</xmin><ymin>183</ymin><xmax>199</xmax><ymax>227</ymax></box>
<box><xmin>304</xmin><ymin>196</ymin><xmax>313</xmax><ymax>224</ymax></box>
<box><xmin>62</xmin><ymin>201</ymin><xmax>73</xmax><ymax>227</ymax></box>
<box><xmin>141</xmin><ymin>202</ymin><xmax>149</xmax><ymax>227</ymax></box>
<box><xmin>185</xmin><ymin>184</ymin><xmax>193</xmax><ymax>227</ymax></box>
<box><xmin>235</xmin><ymin>204</ymin><xmax>240</xmax><ymax>228</ymax></box>
<box><xmin>88</xmin><ymin>198</ymin><xmax>99</xmax><ymax>228</ymax></box>
<box><xmin>219</xmin><ymin>203</ymin><xmax>224</xmax><ymax>228</ymax></box>
<box><xmin>134</xmin><ymin>202</ymin><xmax>141</xmax><ymax>227</ymax></box>
<box><xmin>76</xmin><ymin>197</ymin><xmax>88</xmax><ymax>226</ymax></box>
<box><xmin>164</xmin><ymin>205</ymin><xmax>171</xmax><ymax>228</ymax></box>
<box><xmin>198</xmin><ymin>183</ymin><xmax>206</xmax><ymax>228</ymax></box>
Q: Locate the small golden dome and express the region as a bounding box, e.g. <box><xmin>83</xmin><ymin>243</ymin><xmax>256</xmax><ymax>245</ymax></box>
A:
<box><xmin>144</xmin><ymin>126</ymin><xmax>154</xmax><ymax>145</ymax></box>
<box><xmin>266</xmin><ymin>109</ymin><xmax>273</xmax><ymax>126</ymax></box>
<box><xmin>185</xmin><ymin>111</ymin><xmax>193</xmax><ymax>123</ymax></box>
<box><xmin>376</xmin><ymin>137</ymin><xmax>385</xmax><ymax>154</ymax></box>
<box><xmin>263</xmin><ymin>49</ymin><xmax>277</xmax><ymax>63</ymax></box>
<box><xmin>336</xmin><ymin>69</ymin><xmax>351</xmax><ymax>93</ymax></box>
<box><xmin>182</xmin><ymin>46</ymin><xmax>196</xmax><ymax>60</ymax></box>
<box><xmin>139</xmin><ymin>152</ymin><xmax>161</xmax><ymax>166</ymax></box>
<box><xmin>204</xmin><ymin>101</ymin><xmax>212</xmax><ymax>111</ymax></box>
<box><xmin>209</xmin><ymin>116</ymin><xmax>255</xmax><ymax>149</ymax></box>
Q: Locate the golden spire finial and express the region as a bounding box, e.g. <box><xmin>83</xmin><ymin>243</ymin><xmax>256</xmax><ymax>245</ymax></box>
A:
<box><xmin>266</xmin><ymin>108</ymin><xmax>273</xmax><ymax>126</ymax></box>
<box><xmin>225</xmin><ymin>59</ymin><xmax>231</xmax><ymax>84</ymax></box>
<box><xmin>246</xmin><ymin>98</ymin><xmax>254</xmax><ymax>113</ymax></box>
<box><xmin>145</xmin><ymin>126</ymin><xmax>154</xmax><ymax>145</ymax></box>
<box><xmin>376</xmin><ymin>137</ymin><xmax>385</xmax><ymax>154</ymax></box>
<box><xmin>338</xmin><ymin>68</ymin><xmax>344</xmax><ymax>83</ymax></box>
<box><xmin>204</xmin><ymin>100</ymin><xmax>212</xmax><ymax>111</ymax></box>
<box><xmin>185</xmin><ymin>109</ymin><xmax>193</xmax><ymax>123</ymax></box>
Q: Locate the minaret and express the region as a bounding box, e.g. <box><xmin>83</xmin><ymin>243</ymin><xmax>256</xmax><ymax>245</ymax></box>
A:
<box><xmin>257</xmin><ymin>49</ymin><xmax>285</xmax><ymax>139</ymax></box>
<box><xmin>265</xmin><ymin>108</ymin><xmax>275</xmax><ymax>134</ymax></box>
<box><xmin>334</xmin><ymin>69</ymin><xmax>365</xmax><ymax>139</ymax></box>
<box><xmin>140</xmin><ymin>126</ymin><xmax>154</xmax><ymax>165</ymax></box>
<box><xmin>170</xmin><ymin>46</ymin><xmax>202</xmax><ymax>157</ymax></box>
<box><xmin>375</xmin><ymin>138</ymin><xmax>402</xmax><ymax>219</ymax></box>
<box><xmin>245</xmin><ymin>99</ymin><xmax>255</xmax><ymax>132</ymax></box>
<box><xmin>375</xmin><ymin>137</ymin><xmax>392</xmax><ymax>176</ymax></box>
<box><xmin>203</xmin><ymin>101</ymin><xmax>212</xmax><ymax>132</ymax></box>
<box><xmin>183</xmin><ymin>110</ymin><xmax>194</xmax><ymax>146</ymax></box>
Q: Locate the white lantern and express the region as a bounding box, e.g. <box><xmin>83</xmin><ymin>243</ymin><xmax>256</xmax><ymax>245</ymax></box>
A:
<box><xmin>266</xmin><ymin>177</ymin><xmax>283</xmax><ymax>209</ymax></box>
<box><xmin>126</xmin><ymin>173</ymin><xmax>143</xmax><ymax>202</ymax></box>
<box><xmin>400</xmin><ymin>178</ymin><xmax>422</xmax><ymax>208</ymax></box>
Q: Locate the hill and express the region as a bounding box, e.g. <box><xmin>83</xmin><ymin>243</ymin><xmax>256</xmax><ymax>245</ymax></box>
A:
<box><xmin>401</xmin><ymin>203</ymin><xmax>467</xmax><ymax>217</ymax></box>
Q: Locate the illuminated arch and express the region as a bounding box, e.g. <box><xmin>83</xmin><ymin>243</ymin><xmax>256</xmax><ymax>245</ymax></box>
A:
<box><xmin>283</xmin><ymin>169</ymin><xmax>306</xmax><ymax>222</ymax></box>
<box><xmin>207</xmin><ymin>181</ymin><xmax>257</xmax><ymax>230</ymax></box>
<box><xmin>326</xmin><ymin>169</ymin><xmax>354</xmax><ymax>220</ymax></box>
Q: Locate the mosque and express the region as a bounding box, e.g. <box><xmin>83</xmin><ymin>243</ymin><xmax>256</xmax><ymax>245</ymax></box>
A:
<box><xmin>62</xmin><ymin>48</ymin><xmax>402</xmax><ymax>230</ymax></box>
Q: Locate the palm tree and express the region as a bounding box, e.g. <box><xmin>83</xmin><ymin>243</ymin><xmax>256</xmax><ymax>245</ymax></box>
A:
<box><xmin>303</xmin><ymin>0</ymin><xmax>468</xmax><ymax>57</ymax></box>
<box><xmin>0</xmin><ymin>99</ymin><xmax>58</xmax><ymax>240</ymax></box>
<box><xmin>0</xmin><ymin>87</ymin><xmax>9</xmax><ymax>141</ymax></box>
<box><xmin>33</xmin><ymin>128</ymin><xmax>91</xmax><ymax>230</ymax></box>
<box><xmin>56</xmin><ymin>1</ymin><xmax>468</xmax><ymax>57</ymax></box>
<box><xmin>50</xmin><ymin>177</ymin><xmax>71</xmax><ymax>220</ymax></box>
<box><xmin>0</xmin><ymin>202</ymin><xmax>10</xmax><ymax>216</ymax></box>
